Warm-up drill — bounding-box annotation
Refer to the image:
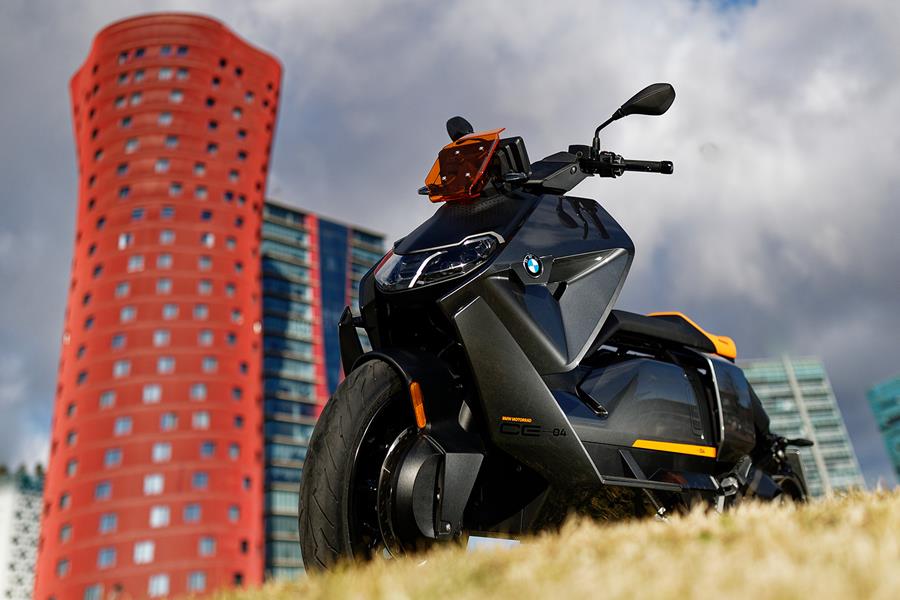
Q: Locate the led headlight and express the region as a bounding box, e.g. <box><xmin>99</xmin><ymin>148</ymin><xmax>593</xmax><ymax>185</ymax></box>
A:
<box><xmin>374</xmin><ymin>234</ymin><xmax>499</xmax><ymax>292</ymax></box>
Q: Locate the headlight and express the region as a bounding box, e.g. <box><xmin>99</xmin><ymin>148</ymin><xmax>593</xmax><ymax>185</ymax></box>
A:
<box><xmin>374</xmin><ymin>235</ymin><xmax>499</xmax><ymax>292</ymax></box>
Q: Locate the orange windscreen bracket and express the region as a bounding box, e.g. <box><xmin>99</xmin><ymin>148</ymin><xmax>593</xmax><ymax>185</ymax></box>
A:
<box><xmin>424</xmin><ymin>128</ymin><xmax>505</xmax><ymax>203</ymax></box>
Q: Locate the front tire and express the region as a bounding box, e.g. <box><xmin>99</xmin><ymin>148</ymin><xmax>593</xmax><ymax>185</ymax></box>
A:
<box><xmin>298</xmin><ymin>360</ymin><xmax>407</xmax><ymax>571</ymax></box>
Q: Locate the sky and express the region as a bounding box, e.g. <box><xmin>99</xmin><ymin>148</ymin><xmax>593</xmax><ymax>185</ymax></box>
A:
<box><xmin>0</xmin><ymin>0</ymin><xmax>897</xmax><ymax>486</ymax></box>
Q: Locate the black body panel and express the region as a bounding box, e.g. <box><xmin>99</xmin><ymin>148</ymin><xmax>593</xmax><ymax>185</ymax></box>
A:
<box><xmin>574</xmin><ymin>358</ymin><xmax>710</xmax><ymax>447</ymax></box>
<box><xmin>709</xmin><ymin>357</ymin><xmax>757</xmax><ymax>462</ymax></box>
<box><xmin>591</xmin><ymin>310</ymin><xmax>716</xmax><ymax>355</ymax></box>
<box><xmin>438</xmin><ymin>193</ymin><xmax>635</xmax><ymax>375</ymax></box>
<box><xmin>452</xmin><ymin>297</ymin><xmax>600</xmax><ymax>488</ymax></box>
<box><xmin>394</xmin><ymin>193</ymin><xmax>540</xmax><ymax>254</ymax></box>
<box><xmin>354</xmin><ymin>349</ymin><xmax>485</xmax><ymax>538</ymax></box>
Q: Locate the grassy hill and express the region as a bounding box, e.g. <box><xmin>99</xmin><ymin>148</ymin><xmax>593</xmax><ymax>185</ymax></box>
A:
<box><xmin>213</xmin><ymin>490</ymin><xmax>900</xmax><ymax>600</ymax></box>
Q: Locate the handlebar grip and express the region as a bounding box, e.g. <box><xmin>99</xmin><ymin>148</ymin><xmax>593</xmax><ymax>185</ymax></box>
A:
<box><xmin>622</xmin><ymin>159</ymin><xmax>674</xmax><ymax>174</ymax></box>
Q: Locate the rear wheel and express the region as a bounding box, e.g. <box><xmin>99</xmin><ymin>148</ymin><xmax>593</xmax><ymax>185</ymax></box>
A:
<box><xmin>298</xmin><ymin>360</ymin><xmax>410</xmax><ymax>570</ymax></box>
<box><xmin>774</xmin><ymin>474</ymin><xmax>808</xmax><ymax>503</ymax></box>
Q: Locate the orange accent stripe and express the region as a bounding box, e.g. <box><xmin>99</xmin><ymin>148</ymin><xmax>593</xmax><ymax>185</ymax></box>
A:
<box><xmin>648</xmin><ymin>311</ymin><xmax>737</xmax><ymax>360</ymax></box>
<box><xmin>409</xmin><ymin>382</ymin><xmax>426</xmax><ymax>429</ymax></box>
<box><xmin>632</xmin><ymin>439</ymin><xmax>718</xmax><ymax>458</ymax></box>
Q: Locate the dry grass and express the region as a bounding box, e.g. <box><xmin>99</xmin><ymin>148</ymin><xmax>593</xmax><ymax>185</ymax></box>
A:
<box><xmin>212</xmin><ymin>490</ymin><xmax>900</xmax><ymax>600</ymax></box>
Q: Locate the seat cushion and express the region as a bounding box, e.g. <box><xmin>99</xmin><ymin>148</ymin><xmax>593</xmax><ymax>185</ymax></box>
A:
<box><xmin>592</xmin><ymin>310</ymin><xmax>717</xmax><ymax>355</ymax></box>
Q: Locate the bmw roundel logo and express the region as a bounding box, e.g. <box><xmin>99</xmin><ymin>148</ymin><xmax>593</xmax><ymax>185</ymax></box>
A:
<box><xmin>523</xmin><ymin>254</ymin><xmax>542</xmax><ymax>277</ymax></box>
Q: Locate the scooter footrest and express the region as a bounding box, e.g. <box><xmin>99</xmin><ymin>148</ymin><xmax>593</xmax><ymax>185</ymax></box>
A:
<box><xmin>598</xmin><ymin>474</ymin><xmax>683</xmax><ymax>492</ymax></box>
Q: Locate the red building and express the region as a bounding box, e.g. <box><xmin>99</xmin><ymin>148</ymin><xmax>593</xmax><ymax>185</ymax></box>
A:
<box><xmin>35</xmin><ymin>14</ymin><xmax>281</xmax><ymax>599</ymax></box>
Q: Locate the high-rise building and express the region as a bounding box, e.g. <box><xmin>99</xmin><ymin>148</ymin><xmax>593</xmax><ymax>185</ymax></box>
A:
<box><xmin>35</xmin><ymin>14</ymin><xmax>281</xmax><ymax>599</ymax></box>
<box><xmin>260</xmin><ymin>200</ymin><xmax>384</xmax><ymax>579</ymax></box>
<box><xmin>867</xmin><ymin>375</ymin><xmax>900</xmax><ymax>479</ymax></box>
<box><xmin>741</xmin><ymin>356</ymin><xmax>864</xmax><ymax>497</ymax></box>
<box><xmin>0</xmin><ymin>469</ymin><xmax>44</xmax><ymax>600</ymax></box>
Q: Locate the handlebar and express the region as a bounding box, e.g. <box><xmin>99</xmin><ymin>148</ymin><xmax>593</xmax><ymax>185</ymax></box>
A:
<box><xmin>621</xmin><ymin>159</ymin><xmax>673</xmax><ymax>174</ymax></box>
<box><xmin>524</xmin><ymin>147</ymin><xmax>675</xmax><ymax>194</ymax></box>
<box><xmin>571</xmin><ymin>147</ymin><xmax>674</xmax><ymax>178</ymax></box>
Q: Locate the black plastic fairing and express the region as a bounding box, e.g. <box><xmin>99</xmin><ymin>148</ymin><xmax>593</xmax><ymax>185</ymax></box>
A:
<box><xmin>571</xmin><ymin>358</ymin><xmax>710</xmax><ymax>448</ymax></box>
<box><xmin>495</xmin><ymin>137</ymin><xmax>531</xmax><ymax>177</ymax></box>
<box><xmin>708</xmin><ymin>357</ymin><xmax>757</xmax><ymax>462</ymax></box>
<box><xmin>338</xmin><ymin>307</ymin><xmax>364</xmax><ymax>375</ymax></box>
<box><xmin>453</xmin><ymin>297</ymin><xmax>601</xmax><ymax>488</ymax></box>
<box><xmin>440</xmin><ymin>194</ymin><xmax>635</xmax><ymax>374</ymax></box>
<box><xmin>357</xmin><ymin>265</ymin><xmax>383</xmax><ymax>349</ymax></box>
<box><xmin>393</xmin><ymin>192</ymin><xmax>540</xmax><ymax>254</ymax></box>
<box><xmin>590</xmin><ymin>310</ymin><xmax>717</xmax><ymax>356</ymax></box>
<box><xmin>354</xmin><ymin>349</ymin><xmax>485</xmax><ymax>537</ymax></box>
<box><xmin>525</xmin><ymin>152</ymin><xmax>588</xmax><ymax>194</ymax></box>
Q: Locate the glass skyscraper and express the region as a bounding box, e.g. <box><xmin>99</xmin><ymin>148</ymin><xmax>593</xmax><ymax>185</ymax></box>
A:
<box><xmin>867</xmin><ymin>376</ymin><xmax>900</xmax><ymax>479</ymax></box>
<box><xmin>741</xmin><ymin>356</ymin><xmax>864</xmax><ymax>497</ymax></box>
<box><xmin>260</xmin><ymin>200</ymin><xmax>384</xmax><ymax>579</ymax></box>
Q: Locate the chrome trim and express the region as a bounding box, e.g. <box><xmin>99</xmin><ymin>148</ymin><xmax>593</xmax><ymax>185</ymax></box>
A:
<box><xmin>705</xmin><ymin>354</ymin><xmax>726</xmax><ymax>456</ymax></box>
<box><xmin>407</xmin><ymin>250</ymin><xmax>447</xmax><ymax>289</ymax></box>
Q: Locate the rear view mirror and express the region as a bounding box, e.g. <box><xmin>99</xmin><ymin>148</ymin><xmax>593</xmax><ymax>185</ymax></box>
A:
<box><xmin>446</xmin><ymin>116</ymin><xmax>475</xmax><ymax>142</ymax></box>
<box><xmin>593</xmin><ymin>83</ymin><xmax>676</xmax><ymax>145</ymax></box>
<box><xmin>618</xmin><ymin>83</ymin><xmax>676</xmax><ymax>117</ymax></box>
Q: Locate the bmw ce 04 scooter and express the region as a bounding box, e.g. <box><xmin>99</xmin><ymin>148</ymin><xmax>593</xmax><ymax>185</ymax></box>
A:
<box><xmin>298</xmin><ymin>83</ymin><xmax>811</xmax><ymax>569</ymax></box>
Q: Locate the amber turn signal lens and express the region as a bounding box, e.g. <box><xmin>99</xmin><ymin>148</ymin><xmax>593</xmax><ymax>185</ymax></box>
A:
<box><xmin>424</xmin><ymin>128</ymin><xmax>505</xmax><ymax>202</ymax></box>
<box><xmin>409</xmin><ymin>381</ymin><xmax>426</xmax><ymax>429</ymax></box>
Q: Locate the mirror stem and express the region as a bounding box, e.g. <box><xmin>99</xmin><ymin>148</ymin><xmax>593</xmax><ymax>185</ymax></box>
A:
<box><xmin>594</xmin><ymin>117</ymin><xmax>614</xmax><ymax>139</ymax></box>
<box><xmin>592</xmin><ymin>110</ymin><xmax>625</xmax><ymax>156</ymax></box>
<box><xmin>594</xmin><ymin>108</ymin><xmax>625</xmax><ymax>139</ymax></box>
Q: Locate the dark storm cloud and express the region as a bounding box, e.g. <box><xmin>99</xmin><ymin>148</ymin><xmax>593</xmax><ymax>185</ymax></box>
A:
<box><xmin>0</xmin><ymin>0</ymin><xmax>896</xmax><ymax>485</ymax></box>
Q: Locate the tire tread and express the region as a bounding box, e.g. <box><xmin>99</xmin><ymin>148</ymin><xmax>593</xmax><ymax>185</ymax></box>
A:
<box><xmin>298</xmin><ymin>360</ymin><xmax>403</xmax><ymax>570</ymax></box>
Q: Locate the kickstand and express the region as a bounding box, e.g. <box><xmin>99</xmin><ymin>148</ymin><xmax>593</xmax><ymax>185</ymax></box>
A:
<box><xmin>620</xmin><ymin>449</ymin><xmax>668</xmax><ymax>521</ymax></box>
<box><xmin>644</xmin><ymin>489</ymin><xmax>668</xmax><ymax>521</ymax></box>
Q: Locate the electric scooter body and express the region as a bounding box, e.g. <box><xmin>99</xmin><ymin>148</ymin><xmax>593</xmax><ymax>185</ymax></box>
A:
<box><xmin>299</xmin><ymin>83</ymin><xmax>809</xmax><ymax>567</ymax></box>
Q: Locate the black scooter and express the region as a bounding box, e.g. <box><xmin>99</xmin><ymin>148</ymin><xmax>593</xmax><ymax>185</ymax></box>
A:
<box><xmin>298</xmin><ymin>83</ymin><xmax>810</xmax><ymax>569</ymax></box>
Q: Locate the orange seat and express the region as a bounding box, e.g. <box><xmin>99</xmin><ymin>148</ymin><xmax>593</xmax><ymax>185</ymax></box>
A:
<box><xmin>648</xmin><ymin>312</ymin><xmax>737</xmax><ymax>360</ymax></box>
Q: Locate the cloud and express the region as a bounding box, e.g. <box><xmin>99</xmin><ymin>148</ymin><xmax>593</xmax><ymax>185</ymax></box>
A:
<box><xmin>0</xmin><ymin>353</ymin><xmax>50</xmax><ymax>468</ymax></box>
<box><xmin>0</xmin><ymin>0</ymin><xmax>897</xmax><ymax>485</ymax></box>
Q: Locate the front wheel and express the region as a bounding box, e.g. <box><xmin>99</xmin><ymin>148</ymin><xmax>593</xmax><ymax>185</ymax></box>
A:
<box><xmin>298</xmin><ymin>360</ymin><xmax>411</xmax><ymax>570</ymax></box>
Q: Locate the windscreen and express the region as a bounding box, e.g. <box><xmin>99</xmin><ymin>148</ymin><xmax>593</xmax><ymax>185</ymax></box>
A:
<box><xmin>424</xmin><ymin>128</ymin><xmax>504</xmax><ymax>202</ymax></box>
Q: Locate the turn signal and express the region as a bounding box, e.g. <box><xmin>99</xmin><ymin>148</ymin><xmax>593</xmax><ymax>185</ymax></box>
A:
<box><xmin>409</xmin><ymin>381</ymin><xmax>427</xmax><ymax>429</ymax></box>
<box><xmin>424</xmin><ymin>128</ymin><xmax>504</xmax><ymax>202</ymax></box>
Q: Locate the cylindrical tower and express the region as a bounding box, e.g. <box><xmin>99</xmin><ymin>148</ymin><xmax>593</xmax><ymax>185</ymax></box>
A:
<box><xmin>35</xmin><ymin>14</ymin><xmax>281</xmax><ymax>599</ymax></box>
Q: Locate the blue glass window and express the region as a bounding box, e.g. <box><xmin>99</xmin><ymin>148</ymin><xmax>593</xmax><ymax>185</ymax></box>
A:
<box><xmin>265</xmin><ymin>442</ymin><xmax>308</xmax><ymax>462</ymax></box>
<box><xmin>262</xmin><ymin>277</ymin><xmax>310</xmax><ymax>299</ymax></box>
<box><xmin>261</xmin><ymin>240</ymin><xmax>309</xmax><ymax>263</ymax></box>
<box><xmin>263</xmin><ymin>297</ymin><xmax>312</xmax><ymax>320</ymax></box>
<box><xmin>263</xmin><ymin>222</ymin><xmax>308</xmax><ymax>245</ymax></box>
<box><xmin>264</xmin><ymin>378</ymin><xmax>314</xmax><ymax>399</ymax></box>
<box><xmin>262</xmin><ymin>316</ymin><xmax>312</xmax><ymax>340</ymax></box>
<box><xmin>264</xmin><ymin>422</ymin><xmax>314</xmax><ymax>443</ymax></box>
<box><xmin>262</xmin><ymin>258</ymin><xmax>308</xmax><ymax>281</ymax></box>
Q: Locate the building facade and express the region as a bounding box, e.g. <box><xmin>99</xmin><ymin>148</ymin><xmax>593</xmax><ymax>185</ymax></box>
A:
<box><xmin>36</xmin><ymin>14</ymin><xmax>281</xmax><ymax>599</ymax></box>
<box><xmin>0</xmin><ymin>470</ymin><xmax>44</xmax><ymax>600</ymax></box>
<box><xmin>260</xmin><ymin>200</ymin><xmax>384</xmax><ymax>580</ymax></box>
<box><xmin>867</xmin><ymin>376</ymin><xmax>900</xmax><ymax>479</ymax></box>
<box><xmin>741</xmin><ymin>356</ymin><xmax>865</xmax><ymax>497</ymax></box>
